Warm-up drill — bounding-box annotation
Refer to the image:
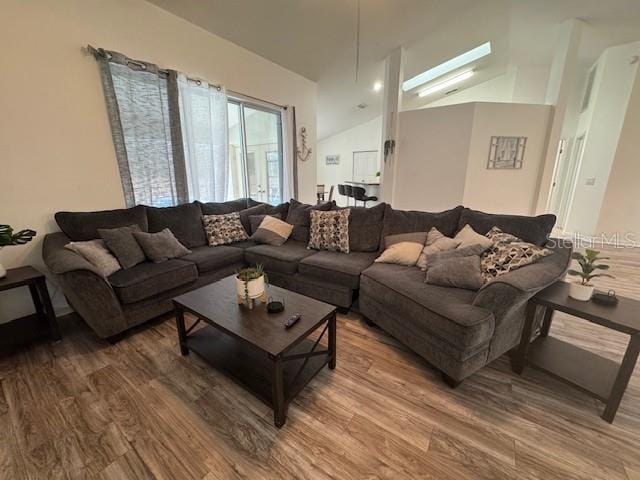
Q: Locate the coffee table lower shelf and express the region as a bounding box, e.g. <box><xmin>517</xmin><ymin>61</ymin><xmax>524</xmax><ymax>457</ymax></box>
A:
<box><xmin>182</xmin><ymin>325</ymin><xmax>331</xmax><ymax>426</ymax></box>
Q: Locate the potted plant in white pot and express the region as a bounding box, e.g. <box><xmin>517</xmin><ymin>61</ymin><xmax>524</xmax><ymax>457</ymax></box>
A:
<box><xmin>0</xmin><ymin>224</ymin><xmax>37</xmax><ymax>279</ymax></box>
<box><xmin>236</xmin><ymin>264</ymin><xmax>268</xmax><ymax>309</ymax></box>
<box><xmin>567</xmin><ymin>249</ymin><xmax>614</xmax><ymax>301</ymax></box>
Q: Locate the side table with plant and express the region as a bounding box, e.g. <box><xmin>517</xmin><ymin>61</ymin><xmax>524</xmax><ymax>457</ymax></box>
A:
<box><xmin>0</xmin><ymin>224</ymin><xmax>37</xmax><ymax>279</ymax></box>
<box><xmin>568</xmin><ymin>249</ymin><xmax>614</xmax><ymax>301</ymax></box>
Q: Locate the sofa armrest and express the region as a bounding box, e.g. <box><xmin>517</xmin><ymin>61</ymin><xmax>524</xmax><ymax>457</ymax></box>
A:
<box><xmin>473</xmin><ymin>238</ymin><xmax>572</xmax><ymax>325</ymax></box>
<box><xmin>43</xmin><ymin>232</ymin><xmax>103</xmax><ymax>276</ymax></box>
<box><xmin>43</xmin><ymin>232</ymin><xmax>127</xmax><ymax>338</ymax></box>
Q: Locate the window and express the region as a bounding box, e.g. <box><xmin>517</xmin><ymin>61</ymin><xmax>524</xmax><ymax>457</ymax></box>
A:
<box><xmin>228</xmin><ymin>98</ymin><xmax>284</xmax><ymax>205</ymax></box>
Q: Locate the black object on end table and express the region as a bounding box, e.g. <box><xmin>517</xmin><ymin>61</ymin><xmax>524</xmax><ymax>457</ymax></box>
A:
<box><xmin>513</xmin><ymin>281</ymin><xmax>640</xmax><ymax>423</ymax></box>
<box><xmin>0</xmin><ymin>266</ymin><xmax>61</xmax><ymax>341</ymax></box>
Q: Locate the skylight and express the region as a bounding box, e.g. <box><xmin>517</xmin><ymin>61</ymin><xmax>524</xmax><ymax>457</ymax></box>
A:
<box><xmin>402</xmin><ymin>42</ymin><xmax>491</xmax><ymax>92</ymax></box>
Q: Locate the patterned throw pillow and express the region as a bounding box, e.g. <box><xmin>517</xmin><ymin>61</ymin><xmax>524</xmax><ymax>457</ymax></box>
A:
<box><xmin>308</xmin><ymin>209</ymin><xmax>350</xmax><ymax>253</ymax></box>
<box><xmin>202</xmin><ymin>212</ymin><xmax>248</xmax><ymax>246</ymax></box>
<box><xmin>481</xmin><ymin>227</ymin><xmax>552</xmax><ymax>282</ymax></box>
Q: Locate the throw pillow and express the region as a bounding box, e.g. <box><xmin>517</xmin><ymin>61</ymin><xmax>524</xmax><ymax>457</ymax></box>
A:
<box><xmin>425</xmin><ymin>255</ymin><xmax>484</xmax><ymax>290</ymax></box>
<box><xmin>416</xmin><ymin>227</ymin><xmax>461</xmax><ymax>271</ymax></box>
<box><xmin>308</xmin><ymin>209</ymin><xmax>350</xmax><ymax>253</ymax></box>
<box><xmin>481</xmin><ymin>240</ymin><xmax>552</xmax><ymax>282</ymax></box>
<box><xmin>285</xmin><ymin>199</ymin><xmax>333</xmax><ymax>243</ymax></box>
<box><xmin>251</xmin><ymin>215</ymin><xmax>293</xmax><ymax>246</ymax></box>
<box><xmin>98</xmin><ymin>224</ymin><xmax>146</xmax><ymax>269</ymax></box>
<box><xmin>454</xmin><ymin>224</ymin><xmax>494</xmax><ymax>250</ymax></box>
<box><xmin>65</xmin><ymin>239</ymin><xmax>121</xmax><ymax>277</ymax></box>
<box><xmin>375</xmin><ymin>232</ymin><xmax>428</xmax><ymax>266</ymax></box>
<box><xmin>249</xmin><ymin>213</ymin><xmax>282</xmax><ymax>235</ymax></box>
<box><xmin>133</xmin><ymin>228</ymin><xmax>191</xmax><ymax>263</ymax></box>
<box><xmin>485</xmin><ymin>226</ymin><xmax>520</xmax><ymax>244</ymax></box>
<box><xmin>238</xmin><ymin>204</ymin><xmax>268</xmax><ymax>234</ymax></box>
<box><xmin>202</xmin><ymin>212</ymin><xmax>249</xmax><ymax>246</ymax></box>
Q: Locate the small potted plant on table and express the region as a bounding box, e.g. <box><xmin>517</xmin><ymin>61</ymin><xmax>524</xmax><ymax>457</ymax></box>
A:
<box><xmin>0</xmin><ymin>224</ymin><xmax>37</xmax><ymax>279</ymax></box>
<box><xmin>236</xmin><ymin>264</ymin><xmax>268</xmax><ymax>309</ymax></box>
<box><xmin>568</xmin><ymin>249</ymin><xmax>614</xmax><ymax>301</ymax></box>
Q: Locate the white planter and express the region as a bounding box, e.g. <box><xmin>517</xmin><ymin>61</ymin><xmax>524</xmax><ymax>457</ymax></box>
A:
<box><xmin>569</xmin><ymin>282</ymin><xmax>594</xmax><ymax>301</ymax></box>
<box><xmin>236</xmin><ymin>275</ymin><xmax>265</xmax><ymax>300</ymax></box>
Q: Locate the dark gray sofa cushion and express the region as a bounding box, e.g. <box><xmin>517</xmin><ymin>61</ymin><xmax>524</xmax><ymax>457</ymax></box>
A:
<box><xmin>180</xmin><ymin>246</ymin><xmax>245</xmax><ymax>273</ymax></box>
<box><xmin>196</xmin><ymin>198</ymin><xmax>259</xmax><ymax>215</ymax></box>
<box><xmin>337</xmin><ymin>203</ymin><xmax>386</xmax><ymax>252</ymax></box>
<box><xmin>55</xmin><ymin>205</ymin><xmax>148</xmax><ymax>241</ymax></box>
<box><xmin>457</xmin><ymin>208</ymin><xmax>556</xmax><ymax>246</ymax></box>
<box><xmin>265</xmin><ymin>202</ymin><xmax>290</xmax><ymax>219</ymax></box>
<box><xmin>285</xmin><ymin>199</ymin><xmax>333</xmax><ymax>243</ymax></box>
<box><xmin>244</xmin><ymin>240</ymin><xmax>315</xmax><ymax>274</ymax></box>
<box><xmin>108</xmin><ymin>259</ymin><xmax>197</xmax><ymax>304</ymax></box>
<box><xmin>238</xmin><ymin>204</ymin><xmax>267</xmax><ymax>233</ymax></box>
<box><xmin>299</xmin><ymin>251</ymin><xmax>378</xmax><ymax>289</ymax></box>
<box><xmin>146</xmin><ymin>203</ymin><xmax>206</xmax><ymax>249</ymax></box>
<box><xmin>228</xmin><ymin>240</ymin><xmax>259</xmax><ymax>250</ymax></box>
<box><xmin>98</xmin><ymin>225</ymin><xmax>146</xmax><ymax>269</ymax></box>
<box><xmin>361</xmin><ymin>263</ymin><xmax>495</xmax><ymax>351</ymax></box>
<box><xmin>381</xmin><ymin>204</ymin><xmax>463</xmax><ymax>241</ymax></box>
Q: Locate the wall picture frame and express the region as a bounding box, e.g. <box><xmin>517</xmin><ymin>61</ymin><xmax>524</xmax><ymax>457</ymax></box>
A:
<box><xmin>325</xmin><ymin>155</ymin><xmax>340</xmax><ymax>165</ymax></box>
<box><xmin>487</xmin><ymin>136</ymin><xmax>527</xmax><ymax>169</ymax></box>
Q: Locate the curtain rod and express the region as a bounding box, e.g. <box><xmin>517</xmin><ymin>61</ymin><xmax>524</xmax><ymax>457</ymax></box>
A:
<box><xmin>87</xmin><ymin>44</ymin><xmax>286</xmax><ymax>108</ymax></box>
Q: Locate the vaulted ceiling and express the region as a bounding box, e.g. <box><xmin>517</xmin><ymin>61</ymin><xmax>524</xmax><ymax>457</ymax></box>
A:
<box><xmin>147</xmin><ymin>0</ymin><xmax>640</xmax><ymax>139</ymax></box>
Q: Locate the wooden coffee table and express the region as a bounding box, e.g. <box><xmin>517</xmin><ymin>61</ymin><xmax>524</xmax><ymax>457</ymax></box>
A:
<box><xmin>172</xmin><ymin>276</ymin><xmax>337</xmax><ymax>428</ymax></box>
<box><xmin>513</xmin><ymin>281</ymin><xmax>640</xmax><ymax>423</ymax></box>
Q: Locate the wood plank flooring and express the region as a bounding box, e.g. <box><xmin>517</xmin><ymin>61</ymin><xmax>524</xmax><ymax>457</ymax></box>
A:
<box><xmin>2</xmin><ymin>244</ymin><xmax>640</xmax><ymax>479</ymax></box>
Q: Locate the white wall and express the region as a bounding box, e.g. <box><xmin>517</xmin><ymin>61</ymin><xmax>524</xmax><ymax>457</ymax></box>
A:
<box><xmin>423</xmin><ymin>70</ymin><xmax>517</xmax><ymax>109</ymax></box>
<box><xmin>463</xmin><ymin>103</ymin><xmax>553</xmax><ymax>215</ymax></box>
<box><xmin>565</xmin><ymin>41</ymin><xmax>639</xmax><ymax>236</ymax></box>
<box><xmin>596</xmin><ymin>58</ymin><xmax>640</xmax><ymax>243</ymax></box>
<box><xmin>392</xmin><ymin>102</ymin><xmax>552</xmax><ymax>215</ymax></box>
<box><xmin>393</xmin><ymin>104</ymin><xmax>474</xmax><ymax>211</ymax></box>
<box><xmin>316</xmin><ymin>116</ymin><xmax>382</xmax><ymax>207</ymax></box>
<box><xmin>0</xmin><ymin>0</ymin><xmax>317</xmax><ymax>323</ymax></box>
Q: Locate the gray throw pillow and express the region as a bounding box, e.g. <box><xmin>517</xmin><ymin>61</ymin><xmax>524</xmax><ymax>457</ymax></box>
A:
<box><xmin>423</xmin><ymin>243</ymin><xmax>488</xmax><ymax>270</ymax></box>
<box><xmin>98</xmin><ymin>224</ymin><xmax>146</xmax><ymax>269</ymax></box>
<box><xmin>65</xmin><ymin>239</ymin><xmax>121</xmax><ymax>277</ymax></box>
<box><xmin>425</xmin><ymin>255</ymin><xmax>484</xmax><ymax>291</ymax></box>
<box><xmin>251</xmin><ymin>215</ymin><xmax>293</xmax><ymax>246</ymax></box>
<box><xmin>132</xmin><ymin>228</ymin><xmax>191</xmax><ymax>263</ymax></box>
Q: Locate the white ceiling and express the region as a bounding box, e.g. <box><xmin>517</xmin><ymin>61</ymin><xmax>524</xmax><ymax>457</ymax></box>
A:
<box><xmin>147</xmin><ymin>0</ymin><xmax>640</xmax><ymax>139</ymax></box>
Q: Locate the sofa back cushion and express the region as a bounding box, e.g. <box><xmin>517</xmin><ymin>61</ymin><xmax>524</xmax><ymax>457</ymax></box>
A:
<box><xmin>381</xmin><ymin>205</ymin><xmax>463</xmax><ymax>243</ymax></box>
<box><xmin>146</xmin><ymin>203</ymin><xmax>206</xmax><ymax>249</ymax></box>
<box><xmin>457</xmin><ymin>208</ymin><xmax>556</xmax><ymax>246</ymax></box>
<box><xmin>196</xmin><ymin>198</ymin><xmax>260</xmax><ymax>215</ymax></box>
<box><xmin>55</xmin><ymin>205</ymin><xmax>148</xmax><ymax>241</ymax></box>
<box><xmin>337</xmin><ymin>203</ymin><xmax>386</xmax><ymax>252</ymax></box>
<box><xmin>285</xmin><ymin>199</ymin><xmax>334</xmax><ymax>243</ymax></box>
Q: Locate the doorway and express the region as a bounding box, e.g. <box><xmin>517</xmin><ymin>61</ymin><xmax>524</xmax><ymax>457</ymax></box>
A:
<box><xmin>548</xmin><ymin>134</ymin><xmax>586</xmax><ymax>230</ymax></box>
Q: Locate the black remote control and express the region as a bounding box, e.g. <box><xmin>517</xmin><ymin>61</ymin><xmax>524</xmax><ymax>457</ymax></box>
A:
<box><xmin>285</xmin><ymin>313</ymin><xmax>301</xmax><ymax>329</ymax></box>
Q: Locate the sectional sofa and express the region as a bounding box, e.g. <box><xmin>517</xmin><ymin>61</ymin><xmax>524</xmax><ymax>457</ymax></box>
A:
<box><xmin>43</xmin><ymin>199</ymin><xmax>571</xmax><ymax>385</ymax></box>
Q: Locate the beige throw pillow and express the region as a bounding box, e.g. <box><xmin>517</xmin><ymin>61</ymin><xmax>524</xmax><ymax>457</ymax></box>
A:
<box><xmin>454</xmin><ymin>224</ymin><xmax>494</xmax><ymax>250</ymax></box>
<box><xmin>251</xmin><ymin>215</ymin><xmax>294</xmax><ymax>246</ymax></box>
<box><xmin>375</xmin><ymin>232</ymin><xmax>428</xmax><ymax>266</ymax></box>
<box><xmin>416</xmin><ymin>227</ymin><xmax>461</xmax><ymax>271</ymax></box>
<box><xmin>65</xmin><ymin>239</ymin><xmax>121</xmax><ymax>277</ymax></box>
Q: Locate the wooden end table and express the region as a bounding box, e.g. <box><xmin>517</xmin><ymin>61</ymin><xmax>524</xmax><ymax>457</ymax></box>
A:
<box><xmin>0</xmin><ymin>266</ymin><xmax>61</xmax><ymax>341</ymax></box>
<box><xmin>513</xmin><ymin>281</ymin><xmax>640</xmax><ymax>423</ymax></box>
<box><xmin>173</xmin><ymin>276</ymin><xmax>337</xmax><ymax>428</ymax></box>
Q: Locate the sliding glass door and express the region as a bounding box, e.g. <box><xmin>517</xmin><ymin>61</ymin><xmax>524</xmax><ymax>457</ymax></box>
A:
<box><xmin>227</xmin><ymin>98</ymin><xmax>284</xmax><ymax>205</ymax></box>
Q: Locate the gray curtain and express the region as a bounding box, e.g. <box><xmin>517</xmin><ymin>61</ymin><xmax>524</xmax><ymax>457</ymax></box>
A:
<box><xmin>91</xmin><ymin>47</ymin><xmax>188</xmax><ymax>207</ymax></box>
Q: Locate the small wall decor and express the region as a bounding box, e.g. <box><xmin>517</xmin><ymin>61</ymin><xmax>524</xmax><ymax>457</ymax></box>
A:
<box><xmin>325</xmin><ymin>155</ymin><xmax>340</xmax><ymax>165</ymax></box>
<box><xmin>487</xmin><ymin>136</ymin><xmax>527</xmax><ymax>169</ymax></box>
<box><xmin>297</xmin><ymin>127</ymin><xmax>312</xmax><ymax>162</ymax></box>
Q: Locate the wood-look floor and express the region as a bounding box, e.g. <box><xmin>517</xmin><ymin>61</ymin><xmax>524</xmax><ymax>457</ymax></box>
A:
<box><xmin>2</xmin><ymin>244</ymin><xmax>640</xmax><ymax>479</ymax></box>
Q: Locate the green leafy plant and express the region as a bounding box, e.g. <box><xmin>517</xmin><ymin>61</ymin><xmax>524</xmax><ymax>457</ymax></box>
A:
<box><xmin>0</xmin><ymin>225</ymin><xmax>36</xmax><ymax>247</ymax></box>
<box><xmin>237</xmin><ymin>264</ymin><xmax>268</xmax><ymax>304</ymax></box>
<box><xmin>236</xmin><ymin>264</ymin><xmax>266</xmax><ymax>282</ymax></box>
<box><xmin>568</xmin><ymin>249</ymin><xmax>614</xmax><ymax>286</ymax></box>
